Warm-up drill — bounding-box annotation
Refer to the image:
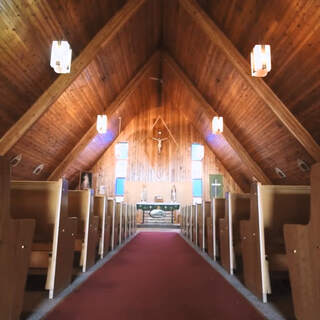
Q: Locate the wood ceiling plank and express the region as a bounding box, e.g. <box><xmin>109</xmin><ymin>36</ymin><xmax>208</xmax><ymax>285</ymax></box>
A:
<box><xmin>179</xmin><ymin>0</ymin><xmax>320</xmax><ymax>162</ymax></box>
<box><xmin>0</xmin><ymin>0</ymin><xmax>147</xmax><ymax>156</ymax></box>
<box><xmin>163</xmin><ymin>51</ymin><xmax>271</xmax><ymax>185</ymax></box>
<box><xmin>48</xmin><ymin>51</ymin><xmax>160</xmax><ymax>181</ymax></box>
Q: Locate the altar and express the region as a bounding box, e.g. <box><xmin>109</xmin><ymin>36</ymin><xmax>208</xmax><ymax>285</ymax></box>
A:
<box><xmin>136</xmin><ymin>202</ymin><xmax>180</xmax><ymax>224</ymax></box>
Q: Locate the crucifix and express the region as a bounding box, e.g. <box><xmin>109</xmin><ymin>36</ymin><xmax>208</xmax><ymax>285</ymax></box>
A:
<box><xmin>211</xmin><ymin>179</ymin><xmax>222</xmax><ymax>198</ymax></box>
<box><xmin>152</xmin><ymin>137</ymin><xmax>168</xmax><ymax>154</ymax></box>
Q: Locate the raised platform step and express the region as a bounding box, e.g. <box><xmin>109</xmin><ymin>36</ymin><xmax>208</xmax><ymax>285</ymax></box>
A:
<box><xmin>137</xmin><ymin>224</ymin><xmax>180</xmax><ymax>229</ymax></box>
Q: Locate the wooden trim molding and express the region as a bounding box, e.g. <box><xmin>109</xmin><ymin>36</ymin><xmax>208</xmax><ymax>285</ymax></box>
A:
<box><xmin>179</xmin><ymin>0</ymin><xmax>320</xmax><ymax>162</ymax></box>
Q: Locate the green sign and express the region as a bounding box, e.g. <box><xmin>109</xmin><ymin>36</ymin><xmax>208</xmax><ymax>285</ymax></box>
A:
<box><xmin>209</xmin><ymin>174</ymin><xmax>223</xmax><ymax>199</ymax></box>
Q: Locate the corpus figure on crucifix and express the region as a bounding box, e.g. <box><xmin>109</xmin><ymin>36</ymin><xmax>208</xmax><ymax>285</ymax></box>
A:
<box><xmin>152</xmin><ymin>137</ymin><xmax>168</xmax><ymax>154</ymax></box>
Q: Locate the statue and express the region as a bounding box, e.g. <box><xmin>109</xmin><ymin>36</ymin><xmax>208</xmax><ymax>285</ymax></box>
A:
<box><xmin>152</xmin><ymin>137</ymin><xmax>168</xmax><ymax>154</ymax></box>
<box><xmin>141</xmin><ymin>184</ymin><xmax>147</xmax><ymax>202</ymax></box>
<box><xmin>171</xmin><ymin>184</ymin><xmax>176</xmax><ymax>203</ymax></box>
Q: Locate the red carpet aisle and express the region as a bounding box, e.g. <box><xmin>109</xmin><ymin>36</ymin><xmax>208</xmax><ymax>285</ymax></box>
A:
<box><xmin>46</xmin><ymin>232</ymin><xmax>265</xmax><ymax>320</ymax></box>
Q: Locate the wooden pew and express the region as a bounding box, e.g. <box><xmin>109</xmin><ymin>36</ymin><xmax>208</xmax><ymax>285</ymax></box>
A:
<box><xmin>10</xmin><ymin>179</ymin><xmax>77</xmax><ymax>300</ymax></box>
<box><xmin>240</xmin><ymin>182</ymin><xmax>310</xmax><ymax>303</ymax></box>
<box><xmin>112</xmin><ymin>202</ymin><xmax>121</xmax><ymax>249</ymax></box>
<box><xmin>94</xmin><ymin>195</ymin><xmax>111</xmax><ymax>259</ymax></box>
<box><xmin>198</xmin><ymin>202</ymin><xmax>211</xmax><ymax>252</ymax></box>
<box><xmin>186</xmin><ymin>205</ymin><xmax>192</xmax><ymax>240</ymax></box>
<box><xmin>107</xmin><ymin>198</ymin><xmax>116</xmax><ymax>250</ymax></box>
<box><xmin>192</xmin><ymin>204</ymin><xmax>198</xmax><ymax>246</ymax></box>
<box><xmin>283</xmin><ymin>163</ymin><xmax>320</xmax><ymax>320</ymax></box>
<box><xmin>68</xmin><ymin>189</ymin><xmax>99</xmax><ymax>272</ymax></box>
<box><xmin>206</xmin><ymin>198</ymin><xmax>225</xmax><ymax>260</ymax></box>
<box><xmin>0</xmin><ymin>157</ymin><xmax>35</xmax><ymax>320</ymax></box>
<box><xmin>219</xmin><ymin>193</ymin><xmax>250</xmax><ymax>274</ymax></box>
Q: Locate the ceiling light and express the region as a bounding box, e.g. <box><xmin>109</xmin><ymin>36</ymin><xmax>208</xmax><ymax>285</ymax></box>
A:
<box><xmin>50</xmin><ymin>41</ymin><xmax>72</xmax><ymax>74</ymax></box>
<box><xmin>97</xmin><ymin>115</ymin><xmax>108</xmax><ymax>134</ymax></box>
<box><xmin>250</xmin><ymin>45</ymin><xmax>271</xmax><ymax>77</ymax></box>
<box><xmin>212</xmin><ymin>116</ymin><xmax>223</xmax><ymax>134</ymax></box>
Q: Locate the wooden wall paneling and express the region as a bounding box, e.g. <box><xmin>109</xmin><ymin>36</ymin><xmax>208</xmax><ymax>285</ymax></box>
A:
<box><xmin>178</xmin><ymin>0</ymin><xmax>320</xmax><ymax>162</ymax></box>
<box><xmin>92</xmin><ymin>104</ymin><xmax>242</xmax><ymax>202</ymax></box>
<box><xmin>48</xmin><ymin>51</ymin><xmax>160</xmax><ymax>181</ymax></box>
<box><xmin>0</xmin><ymin>0</ymin><xmax>148</xmax><ymax>156</ymax></box>
<box><xmin>206</xmin><ymin>0</ymin><xmax>320</xmax><ymax>145</ymax></box>
<box><xmin>162</xmin><ymin>52</ymin><xmax>270</xmax><ymax>187</ymax></box>
<box><xmin>0</xmin><ymin>0</ymin><xmax>125</xmax><ymax>136</ymax></box>
<box><xmin>163</xmin><ymin>0</ymin><xmax>316</xmax><ymax>186</ymax></box>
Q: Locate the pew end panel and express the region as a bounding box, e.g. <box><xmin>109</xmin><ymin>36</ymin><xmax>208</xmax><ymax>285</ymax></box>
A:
<box><xmin>283</xmin><ymin>163</ymin><xmax>320</xmax><ymax>320</ymax></box>
<box><xmin>212</xmin><ymin>198</ymin><xmax>225</xmax><ymax>261</ymax></box>
<box><xmin>94</xmin><ymin>195</ymin><xmax>107</xmax><ymax>259</ymax></box>
<box><xmin>219</xmin><ymin>216</ymin><xmax>230</xmax><ymax>273</ymax></box>
<box><xmin>68</xmin><ymin>189</ymin><xmax>98</xmax><ymax>272</ymax></box>
<box><xmin>10</xmin><ymin>179</ymin><xmax>75</xmax><ymax>299</ymax></box>
<box><xmin>0</xmin><ymin>218</ymin><xmax>35</xmax><ymax>320</ymax></box>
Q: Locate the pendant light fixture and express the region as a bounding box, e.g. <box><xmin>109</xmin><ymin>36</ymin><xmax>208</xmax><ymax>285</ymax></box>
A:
<box><xmin>97</xmin><ymin>115</ymin><xmax>108</xmax><ymax>134</ymax></box>
<box><xmin>50</xmin><ymin>41</ymin><xmax>72</xmax><ymax>74</ymax></box>
<box><xmin>212</xmin><ymin>116</ymin><xmax>223</xmax><ymax>134</ymax></box>
<box><xmin>250</xmin><ymin>44</ymin><xmax>271</xmax><ymax>77</ymax></box>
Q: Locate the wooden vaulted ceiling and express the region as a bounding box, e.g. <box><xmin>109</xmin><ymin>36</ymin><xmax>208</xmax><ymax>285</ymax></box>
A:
<box><xmin>0</xmin><ymin>0</ymin><xmax>319</xmax><ymax>191</ymax></box>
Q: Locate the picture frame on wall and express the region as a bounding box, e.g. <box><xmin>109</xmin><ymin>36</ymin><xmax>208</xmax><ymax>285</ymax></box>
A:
<box><xmin>79</xmin><ymin>171</ymin><xmax>92</xmax><ymax>190</ymax></box>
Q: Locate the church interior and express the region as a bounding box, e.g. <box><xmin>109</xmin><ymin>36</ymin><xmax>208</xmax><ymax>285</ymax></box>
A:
<box><xmin>0</xmin><ymin>0</ymin><xmax>319</xmax><ymax>319</ymax></box>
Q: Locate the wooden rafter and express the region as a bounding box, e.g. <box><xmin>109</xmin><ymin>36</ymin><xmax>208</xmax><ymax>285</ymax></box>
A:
<box><xmin>163</xmin><ymin>52</ymin><xmax>272</xmax><ymax>185</ymax></box>
<box><xmin>179</xmin><ymin>0</ymin><xmax>320</xmax><ymax>162</ymax></box>
<box><xmin>0</xmin><ymin>0</ymin><xmax>147</xmax><ymax>156</ymax></box>
<box><xmin>48</xmin><ymin>51</ymin><xmax>160</xmax><ymax>181</ymax></box>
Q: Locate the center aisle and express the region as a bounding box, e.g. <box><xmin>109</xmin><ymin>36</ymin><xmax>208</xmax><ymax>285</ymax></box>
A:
<box><xmin>46</xmin><ymin>232</ymin><xmax>265</xmax><ymax>320</ymax></box>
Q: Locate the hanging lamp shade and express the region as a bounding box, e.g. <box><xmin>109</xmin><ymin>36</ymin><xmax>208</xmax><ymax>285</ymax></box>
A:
<box><xmin>250</xmin><ymin>44</ymin><xmax>271</xmax><ymax>77</ymax></box>
<box><xmin>212</xmin><ymin>116</ymin><xmax>223</xmax><ymax>134</ymax></box>
<box><xmin>50</xmin><ymin>41</ymin><xmax>72</xmax><ymax>74</ymax></box>
<box><xmin>97</xmin><ymin>115</ymin><xmax>108</xmax><ymax>134</ymax></box>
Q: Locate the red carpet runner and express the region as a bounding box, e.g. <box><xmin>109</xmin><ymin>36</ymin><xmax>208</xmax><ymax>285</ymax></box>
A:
<box><xmin>46</xmin><ymin>232</ymin><xmax>265</xmax><ymax>320</ymax></box>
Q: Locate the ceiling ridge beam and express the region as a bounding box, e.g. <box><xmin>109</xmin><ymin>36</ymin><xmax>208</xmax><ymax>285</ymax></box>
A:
<box><xmin>0</xmin><ymin>0</ymin><xmax>147</xmax><ymax>156</ymax></box>
<box><xmin>48</xmin><ymin>51</ymin><xmax>160</xmax><ymax>181</ymax></box>
<box><xmin>179</xmin><ymin>0</ymin><xmax>320</xmax><ymax>162</ymax></box>
<box><xmin>163</xmin><ymin>51</ymin><xmax>271</xmax><ymax>185</ymax></box>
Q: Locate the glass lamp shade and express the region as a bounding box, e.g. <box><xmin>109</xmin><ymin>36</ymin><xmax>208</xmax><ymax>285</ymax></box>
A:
<box><xmin>50</xmin><ymin>41</ymin><xmax>72</xmax><ymax>74</ymax></box>
<box><xmin>212</xmin><ymin>116</ymin><xmax>223</xmax><ymax>134</ymax></box>
<box><xmin>97</xmin><ymin>115</ymin><xmax>108</xmax><ymax>134</ymax></box>
<box><xmin>250</xmin><ymin>44</ymin><xmax>271</xmax><ymax>77</ymax></box>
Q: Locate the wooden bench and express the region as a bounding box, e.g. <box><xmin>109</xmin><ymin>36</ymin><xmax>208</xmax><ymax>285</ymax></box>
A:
<box><xmin>0</xmin><ymin>157</ymin><xmax>35</xmax><ymax>320</ymax></box>
<box><xmin>187</xmin><ymin>205</ymin><xmax>192</xmax><ymax>240</ymax></box>
<box><xmin>120</xmin><ymin>202</ymin><xmax>127</xmax><ymax>243</ymax></box>
<box><xmin>10</xmin><ymin>179</ymin><xmax>77</xmax><ymax>302</ymax></box>
<box><xmin>94</xmin><ymin>195</ymin><xmax>111</xmax><ymax>259</ymax></box>
<box><xmin>107</xmin><ymin>198</ymin><xmax>116</xmax><ymax>250</ymax></box>
<box><xmin>206</xmin><ymin>198</ymin><xmax>225</xmax><ymax>260</ymax></box>
<box><xmin>198</xmin><ymin>202</ymin><xmax>211</xmax><ymax>252</ymax></box>
<box><xmin>283</xmin><ymin>163</ymin><xmax>320</xmax><ymax>320</ymax></box>
<box><xmin>219</xmin><ymin>193</ymin><xmax>250</xmax><ymax>274</ymax></box>
<box><xmin>112</xmin><ymin>202</ymin><xmax>121</xmax><ymax>249</ymax></box>
<box><xmin>240</xmin><ymin>182</ymin><xmax>310</xmax><ymax>303</ymax></box>
<box><xmin>68</xmin><ymin>189</ymin><xmax>99</xmax><ymax>272</ymax></box>
<box><xmin>192</xmin><ymin>205</ymin><xmax>198</xmax><ymax>246</ymax></box>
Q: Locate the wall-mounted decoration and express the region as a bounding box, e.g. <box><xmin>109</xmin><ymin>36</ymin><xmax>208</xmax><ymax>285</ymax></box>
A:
<box><xmin>210</xmin><ymin>174</ymin><xmax>224</xmax><ymax>198</ymax></box>
<box><xmin>275</xmin><ymin>167</ymin><xmax>286</xmax><ymax>179</ymax></box>
<box><xmin>10</xmin><ymin>154</ymin><xmax>22</xmax><ymax>167</ymax></box>
<box><xmin>79</xmin><ymin>171</ymin><xmax>92</xmax><ymax>190</ymax></box>
<box><xmin>33</xmin><ymin>164</ymin><xmax>44</xmax><ymax>175</ymax></box>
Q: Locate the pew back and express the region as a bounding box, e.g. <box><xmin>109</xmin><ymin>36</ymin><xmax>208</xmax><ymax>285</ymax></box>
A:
<box><xmin>10</xmin><ymin>179</ymin><xmax>75</xmax><ymax>298</ymax></box>
<box><xmin>94</xmin><ymin>195</ymin><xmax>107</xmax><ymax>258</ymax></box>
<box><xmin>212</xmin><ymin>198</ymin><xmax>225</xmax><ymax>260</ymax></box>
<box><xmin>68</xmin><ymin>189</ymin><xmax>98</xmax><ymax>272</ymax></box>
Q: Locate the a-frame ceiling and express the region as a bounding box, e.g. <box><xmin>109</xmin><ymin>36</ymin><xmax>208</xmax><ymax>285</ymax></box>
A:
<box><xmin>0</xmin><ymin>0</ymin><xmax>319</xmax><ymax>191</ymax></box>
